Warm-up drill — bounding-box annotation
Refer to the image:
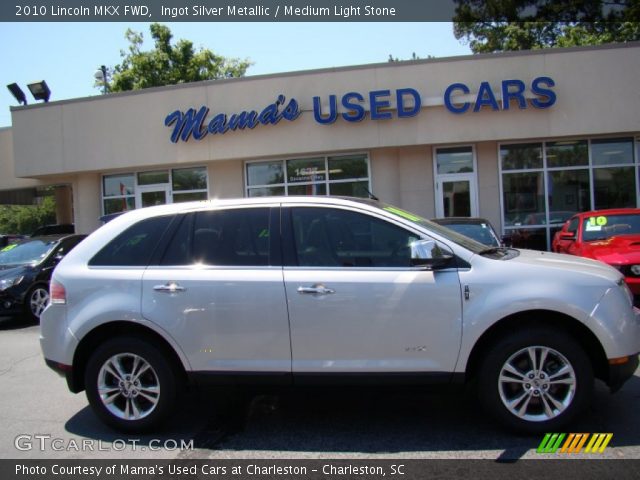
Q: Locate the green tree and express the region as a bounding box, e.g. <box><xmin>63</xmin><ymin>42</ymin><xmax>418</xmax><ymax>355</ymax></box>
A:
<box><xmin>0</xmin><ymin>196</ymin><xmax>56</xmax><ymax>235</ymax></box>
<box><xmin>453</xmin><ymin>0</ymin><xmax>640</xmax><ymax>53</ymax></box>
<box><xmin>104</xmin><ymin>23</ymin><xmax>252</xmax><ymax>92</ymax></box>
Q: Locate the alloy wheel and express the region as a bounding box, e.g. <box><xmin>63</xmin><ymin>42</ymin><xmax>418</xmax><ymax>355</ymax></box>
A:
<box><xmin>29</xmin><ymin>287</ymin><xmax>49</xmax><ymax>318</ymax></box>
<box><xmin>97</xmin><ymin>353</ymin><xmax>161</xmax><ymax>421</ymax></box>
<box><xmin>498</xmin><ymin>346</ymin><xmax>577</xmax><ymax>422</ymax></box>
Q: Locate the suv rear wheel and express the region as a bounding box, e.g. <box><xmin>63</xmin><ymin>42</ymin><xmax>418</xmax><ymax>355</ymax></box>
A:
<box><xmin>84</xmin><ymin>337</ymin><xmax>179</xmax><ymax>432</ymax></box>
<box><xmin>478</xmin><ymin>327</ymin><xmax>593</xmax><ymax>433</ymax></box>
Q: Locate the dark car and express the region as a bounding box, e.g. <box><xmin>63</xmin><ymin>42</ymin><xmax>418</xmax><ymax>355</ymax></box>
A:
<box><xmin>30</xmin><ymin>224</ymin><xmax>75</xmax><ymax>237</ymax></box>
<box><xmin>0</xmin><ymin>234</ymin><xmax>86</xmax><ymax>321</ymax></box>
<box><xmin>0</xmin><ymin>234</ymin><xmax>26</xmax><ymax>248</ymax></box>
<box><xmin>431</xmin><ymin>217</ymin><xmax>502</xmax><ymax>247</ymax></box>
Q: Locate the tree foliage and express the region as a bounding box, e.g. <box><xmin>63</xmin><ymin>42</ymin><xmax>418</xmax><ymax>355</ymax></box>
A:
<box><xmin>106</xmin><ymin>24</ymin><xmax>252</xmax><ymax>92</ymax></box>
<box><xmin>0</xmin><ymin>196</ymin><xmax>56</xmax><ymax>235</ymax></box>
<box><xmin>453</xmin><ymin>0</ymin><xmax>640</xmax><ymax>53</ymax></box>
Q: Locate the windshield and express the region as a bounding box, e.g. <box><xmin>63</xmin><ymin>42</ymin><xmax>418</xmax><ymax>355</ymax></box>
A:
<box><xmin>353</xmin><ymin>199</ymin><xmax>488</xmax><ymax>254</ymax></box>
<box><xmin>0</xmin><ymin>239</ymin><xmax>57</xmax><ymax>266</ymax></box>
<box><xmin>582</xmin><ymin>213</ymin><xmax>640</xmax><ymax>242</ymax></box>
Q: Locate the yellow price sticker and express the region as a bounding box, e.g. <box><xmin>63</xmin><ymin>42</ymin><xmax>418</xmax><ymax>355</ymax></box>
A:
<box><xmin>383</xmin><ymin>206</ymin><xmax>422</xmax><ymax>223</ymax></box>
<box><xmin>0</xmin><ymin>244</ymin><xmax>18</xmax><ymax>252</ymax></box>
<box><xmin>588</xmin><ymin>216</ymin><xmax>608</xmax><ymax>227</ymax></box>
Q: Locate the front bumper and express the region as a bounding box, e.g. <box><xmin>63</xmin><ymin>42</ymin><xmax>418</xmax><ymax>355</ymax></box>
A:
<box><xmin>608</xmin><ymin>354</ymin><xmax>639</xmax><ymax>392</ymax></box>
<box><xmin>0</xmin><ymin>292</ymin><xmax>24</xmax><ymax>316</ymax></box>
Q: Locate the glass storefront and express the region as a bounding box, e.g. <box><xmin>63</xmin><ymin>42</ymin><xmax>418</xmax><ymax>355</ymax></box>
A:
<box><xmin>102</xmin><ymin>166</ymin><xmax>208</xmax><ymax>215</ymax></box>
<box><xmin>500</xmin><ymin>137</ymin><xmax>638</xmax><ymax>250</ymax></box>
<box><xmin>246</xmin><ymin>154</ymin><xmax>370</xmax><ymax>198</ymax></box>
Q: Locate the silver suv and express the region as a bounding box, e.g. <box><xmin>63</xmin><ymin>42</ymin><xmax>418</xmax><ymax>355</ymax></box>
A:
<box><xmin>40</xmin><ymin>197</ymin><xmax>640</xmax><ymax>433</ymax></box>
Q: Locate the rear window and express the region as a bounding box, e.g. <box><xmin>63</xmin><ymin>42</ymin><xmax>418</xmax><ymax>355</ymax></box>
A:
<box><xmin>89</xmin><ymin>215</ymin><xmax>174</xmax><ymax>267</ymax></box>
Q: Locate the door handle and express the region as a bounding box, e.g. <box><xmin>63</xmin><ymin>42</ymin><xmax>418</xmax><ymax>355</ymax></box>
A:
<box><xmin>153</xmin><ymin>282</ymin><xmax>186</xmax><ymax>293</ymax></box>
<box><xmin>297</xmin><ymin>284</ymin><xmax>335</xmax><ymax>295</ymax></box>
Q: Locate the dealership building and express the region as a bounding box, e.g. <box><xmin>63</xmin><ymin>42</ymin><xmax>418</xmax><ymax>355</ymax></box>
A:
<box><xmin>1</xmin><ymin>42</ymin><xmax>639</xmax><ymax>249</ymax></box>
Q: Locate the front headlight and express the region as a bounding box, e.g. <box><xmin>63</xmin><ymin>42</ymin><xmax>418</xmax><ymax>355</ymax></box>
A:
<box><xmin>0</xmin><ymin>276</ymin><xmax>23</xmax><ymax>291</ymax></box>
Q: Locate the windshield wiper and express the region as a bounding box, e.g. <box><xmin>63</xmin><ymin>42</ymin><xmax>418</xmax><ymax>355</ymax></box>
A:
<box><xmin>478</xmin><ymin>246</ymin><xmax>515</xmax><ymax>257</ymax></box>
<box><xmin>479</xmin><ymin>247</ymin><xmax>504</xmax><ymax>254</ymax></box>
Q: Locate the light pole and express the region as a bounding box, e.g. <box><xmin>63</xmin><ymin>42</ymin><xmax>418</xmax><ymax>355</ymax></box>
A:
<box><xmin>94</xmin><ymin>65</ymin><xmax>108</xmax><ymax>94</ymax></box>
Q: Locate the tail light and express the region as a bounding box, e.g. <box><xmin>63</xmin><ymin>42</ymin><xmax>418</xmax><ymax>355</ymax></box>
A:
<box><xmin>50</xmin><ymin>280</ymin><xmax>67</xmax><ymax>305</ymax></box>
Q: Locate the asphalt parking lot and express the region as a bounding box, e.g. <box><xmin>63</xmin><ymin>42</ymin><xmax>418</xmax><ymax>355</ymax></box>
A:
<box><xmin>1</xmin><ymin>315</ymin><xmax>640</xmax><ymax>461</ymax></box>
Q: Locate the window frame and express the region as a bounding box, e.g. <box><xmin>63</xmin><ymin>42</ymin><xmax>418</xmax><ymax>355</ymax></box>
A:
<box><xmin>88</xmin><ymin>214</ymin><xmax>179</xmax><ymax>268</ymax></box>
<box><xmin>498</xmin><ymin>136</ymin><xmax>639</xmax><ymax>250</ymax></box>
<box><xmin>154</xmin><ymin>206</ymin><xmax>282</xmax><ymax>268</ymax></box>
<box><xmin>244</xmin><ymin>153</ymin><xmax>371</xmax><ymax>198</ymax></box>
<box><xmin>281</xmin><ymin>204</ymin><xmax>430</xmax><ymax>270</ymax></box>
<box><xmin>101</xmin><ymin>166</ymin><xmax>209</xmax><ymax>215</ymax></box>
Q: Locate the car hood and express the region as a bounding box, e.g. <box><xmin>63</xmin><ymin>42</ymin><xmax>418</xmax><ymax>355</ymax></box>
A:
<box><xmin>0</xmin><ymin>264</ymin><xmax>29</xmax><ymax>277</ymax></box>
<box><xmin>505</xmin><ymin>248</ymin><xmax>621</xmax><ymax>285</ymax></box>
<box><xmin>579</xmin><ymin>235</ymin><xmax>640</xmax><ymax>265</ymax></box>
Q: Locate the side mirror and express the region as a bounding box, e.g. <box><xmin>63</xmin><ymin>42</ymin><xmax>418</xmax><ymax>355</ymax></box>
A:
<box><xmin>559</xmin><ymin>232</ymin><xmax>577</xmax><ymax>241</ymax></box>
<box><xmin>410</xmin><ymin>239</ymin><xmax>454</xmax><ymax>269</ymax></box>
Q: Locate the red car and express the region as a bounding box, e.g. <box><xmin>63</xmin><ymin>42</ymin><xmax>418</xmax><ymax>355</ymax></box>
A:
<box><xmin>553</xmin><ymin>208</ymin><xmax>640</xmax><ymax>300</ymax></box>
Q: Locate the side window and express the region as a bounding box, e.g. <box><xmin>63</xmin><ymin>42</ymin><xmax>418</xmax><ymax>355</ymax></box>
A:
<box><xmin>567</xmin><ymin>217</ymin><xmax>580</xmax><ymax>234</ymax></box>
<box><xmin>291</xmin><ymin>207</ymin><xmax>419</xmax><ymax>268</ymax></box>
<box><xmin>160</xmin><ymin>208</ymin><xmax>271</xmax><ymax>266</ymax></box>
<box><xmin>89</xmin><ymin>216</ymin><xmax>174</xmax><ymax>267</ymax></box>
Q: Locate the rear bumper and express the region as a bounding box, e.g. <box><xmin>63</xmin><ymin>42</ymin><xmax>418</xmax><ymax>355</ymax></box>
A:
<box><xmin>44</xmin><ymin>358</ymin><xmax>81</xmax><ymax>393</ymax></box>
<box><xmin>608</xmin><ymin>354</ymin><xmax>639</xmax><ymax>392</ymax></box>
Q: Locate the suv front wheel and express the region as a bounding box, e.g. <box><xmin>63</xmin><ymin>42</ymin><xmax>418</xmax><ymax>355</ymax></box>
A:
<box><xmin>84</xmin><ymin>337</ymin><xmax>179</xmax><ymax>432</ymax></box>
<box><xmin>478</xmin><ymin>327</ymin><xmax>594</xmax><ymax>433</ymax></box>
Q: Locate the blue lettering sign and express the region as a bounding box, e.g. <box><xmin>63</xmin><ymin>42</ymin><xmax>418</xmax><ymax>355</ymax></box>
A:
<box><xmin>396</xmin><ymin>88</ymin><xmax>421</xmax><ymax>118</ymax></box>
<box><xmin>165</xmin><ymin>106</ymin><xmax>209</xmax><ymax>143</ymax></box>
<box><xmin>473</xmin><ymin>81</ymin><xmax>500</xmax><ymax>112</ymax></box>
<box><xmin>530</xmin><ymin>76</ymin><xmax>556</xmax><ymax>109</ymax></box>
<box><xmin>341</xmin><ymin>92</ymin><xmax>366</xmax><ymax>122</ymax></box>
<box><xmin>501</xmin><ymin>79</ymin><xmax>527</xmax><ymax>110</ymax></box>
<box><xmin>313</xmin><ymin>95</ymin><xmax>338</xmax><ymax>124</ymax></box>
<box><xmin>444</xmin><ymin>83</ymin><xmax>470</xmax><ymax>114</ymax></box>
<box><xmin>166</xmin><ymin>78</ymin><xmax>556</xmax><ymax>142</ymax></box>
<box><xmin>369</xmin><ymin>90</ymin><xmax>392</xmax><ymax>120</ymax></box>
<box><xmin>165</xmin><ymin>95</ymin><xmax>300</xmax><ymax>143</ymax></box>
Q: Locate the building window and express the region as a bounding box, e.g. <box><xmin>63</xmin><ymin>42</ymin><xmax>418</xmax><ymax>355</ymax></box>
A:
<box><xmin>500</xmin><ymin>137</ymin><xmax>637</xmax><ymax>250</ymax></box>
<box><xmin>103</xmin><ymin>173</ymin><xmax>135</xmax><ymax>215</ymax></box>
<box><xmin>436</xmin><ymin>146</ymin><xmax>475</xmax><ymax>174</ymax></box>
<box><xmin>171</xmin><ymin>167</ymin><xmax>208</xmax><ymax>203</ymax></box>
<box><xmin>102</xmin><ymin>166</ymin><xmax>208</xmax><ymax>214</ymax></box>
<box><xmin>137</xmin><ymin>170</ymin><xmax>169</xmax><ymax>185</ymax></box>
<box><xmin>245</xmin><ymin>154</ymin><xmax>370</xmax><ymax>198</ymax></box>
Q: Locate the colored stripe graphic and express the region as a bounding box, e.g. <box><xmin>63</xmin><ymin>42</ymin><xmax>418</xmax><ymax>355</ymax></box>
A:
<box><xmin>561</xmin><ymin>433</ymin><xmax>589</xmax><ymax>453</ymax></box>
<box><xmin>585</xmin><ymin>433</ymin><xmax>613</xmax><ymax>454</ymax></box>
<box><xmin>537</xmin><ymin>433</ymin><xmax>566</xmax><ymax>453</ymax></box>
<box><xmin>537</xmin><ymin>433</ymin><xmax>613</xmax><ymax>454</ymax></box>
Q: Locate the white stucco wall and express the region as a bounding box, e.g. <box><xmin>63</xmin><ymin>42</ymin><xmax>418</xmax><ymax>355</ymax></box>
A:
<box><xmin>10</xmin><ymin>43</ymin><xmax>640</xmax><ymax>179</ymax></box>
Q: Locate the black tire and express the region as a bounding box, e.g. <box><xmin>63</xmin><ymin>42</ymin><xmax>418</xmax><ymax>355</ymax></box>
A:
<box><xmin>477</xmin><ymin>327</ymin><xmax>593</xmax><ymax>434</ymax></box>
<box><xmin>25</xmin><ymin>284</ymin><xmax>49</xmax><ymax>322</ymax></box>
<box><xmin>84</xmin><ymin>336</ymin><xmax>180</xmax><ymax>433</ymax></box>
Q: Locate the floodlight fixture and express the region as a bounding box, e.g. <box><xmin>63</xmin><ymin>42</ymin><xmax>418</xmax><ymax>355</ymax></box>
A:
<box><xmin>7</xmin><ymin>83</ymin><xmax>27</xmax><ymax>105</ymax></box>
<box><xmin>94</xmin><ymin>65</ymin><xmax>108</xmax><ymax>94</ymax></box>
<box><xmin>27</xmin><ymin>80</ymin><xmax>51</xmax><ymax>102</ymax></box>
